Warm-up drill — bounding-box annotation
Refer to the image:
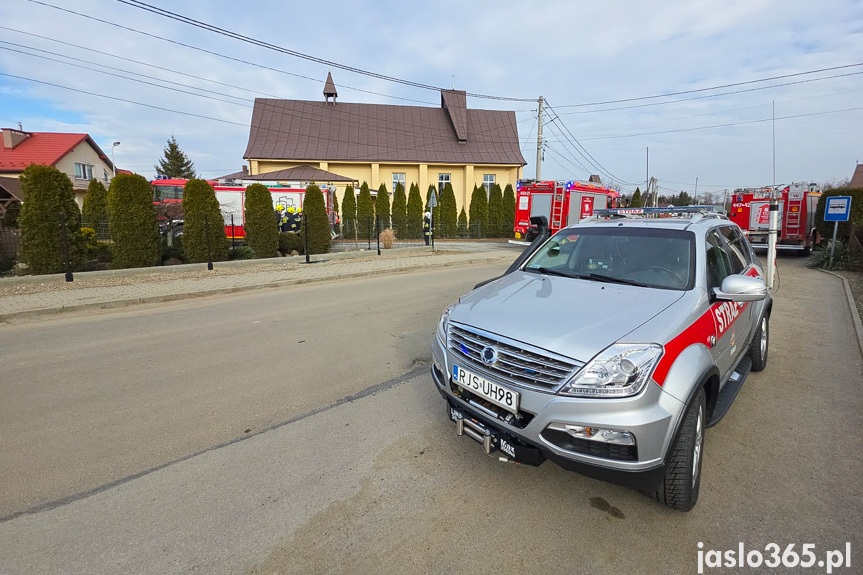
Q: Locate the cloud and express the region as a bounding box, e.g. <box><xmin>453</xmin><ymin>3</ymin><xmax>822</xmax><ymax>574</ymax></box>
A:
<box><xmin>0</xmin><ymin>0</ymin><xmax>861</xmax><ymax>188</ymax></box>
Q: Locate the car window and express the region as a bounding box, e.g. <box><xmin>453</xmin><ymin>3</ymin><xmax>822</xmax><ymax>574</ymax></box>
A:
<box><xmin>719</xmin><ymin>226</ymin><xmax>749</xmax><ymax>273</ymax></box>
<box><xmin>705</xmin><ymin>230</ymin><xmax>734</xmax><ymax>290</ymax></box>
<box><xmin>524</xmin><ymin>227</ymin><xmax>695</xmax><ymax>290</ymax></box>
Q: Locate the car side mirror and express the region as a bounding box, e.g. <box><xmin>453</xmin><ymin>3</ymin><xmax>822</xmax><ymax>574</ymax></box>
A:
<box><xmin>713</xmin><ymin>274</ymin><xmax>768</xmax><ymax>302</ymax></box>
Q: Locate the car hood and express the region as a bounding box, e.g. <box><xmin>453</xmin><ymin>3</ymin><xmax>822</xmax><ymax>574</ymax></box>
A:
<box><xmin>451</xmin><ymin>270</ymin><xmax>685</xmax><ymax>362</ymax></box>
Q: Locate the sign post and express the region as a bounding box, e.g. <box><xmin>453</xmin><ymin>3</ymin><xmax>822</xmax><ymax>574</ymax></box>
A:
<box><xmin>428</xmin><ymin>190</ymin><xmax>438</xmax><ymax>253</ymax></box>
<box><xmin>824</xmin><ymin>196</ymin><xmax>852</xmax><ymax>268</ymax></box>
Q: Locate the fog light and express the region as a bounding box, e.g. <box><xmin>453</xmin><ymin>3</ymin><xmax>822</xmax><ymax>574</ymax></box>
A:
<box><xmin>547</xmin><ymin>422</ymin><xmax>635</xmax><ymax>446</ymax></box>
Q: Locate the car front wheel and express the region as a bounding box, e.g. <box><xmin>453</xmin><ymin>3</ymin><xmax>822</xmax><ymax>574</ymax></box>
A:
<box><xmin>748</xmin><ymin>315</ymin><xmax>769</xmax><ymax>372</ymax></box>
<box><xmin>651</xmin><ymin>387</ymin><xmax>705</xmax><ymax>512</ymax></box>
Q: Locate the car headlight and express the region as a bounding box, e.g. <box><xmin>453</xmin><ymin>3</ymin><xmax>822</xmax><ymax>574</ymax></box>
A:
<box><xmin>436</xmin><ymin>304</ymin><xmax>455</xmax><ymax>345</ymax></box>
<box><xmin>558</xmin><ymin>343</ymin><xmax>663</xmax><ymax>398</ymax></box>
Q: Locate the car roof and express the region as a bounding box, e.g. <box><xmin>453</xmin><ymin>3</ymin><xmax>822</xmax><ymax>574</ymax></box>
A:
<box><xmin>566</xmin><ymin>215</ymin><xmax>733</xmax><ymax>233</ymax></box>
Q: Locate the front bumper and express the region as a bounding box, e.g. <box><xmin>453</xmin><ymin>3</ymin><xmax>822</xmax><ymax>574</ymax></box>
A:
<box><xmin>431</xmin><ymin>337</ymin><xmax>685</xmax><ymax>491</ymax></box>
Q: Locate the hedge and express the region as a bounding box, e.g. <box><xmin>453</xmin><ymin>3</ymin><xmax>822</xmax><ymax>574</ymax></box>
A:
<box><xmin>376</xmin><ymin>183</ymin><xmax>391</xmax><ymax>230</ymax></box>
<box><xmin>813</xmin><ymin>188</ymin><xmax>863</xmax><ymax>244</ymax></box>
<box><xmin>406</xmin><ymin>183</ymin><xmax>423</xmax><ymax>239</ymax></box>
<box><xmin>469</xmin><ymin>185</ymin><xmax>488</xmax><ymax>238</ymax></box>
<box><xmin>391</xmin><ymin>182</ymin><xmax>407</xmax><ymax>237</ymax></box>
<box><xmin>303</xmin><ymin>184</ymin><xmax>331</xmax><ymax>254</ymax></box>
<box><xmin>356</xmin><ymin>182</ymin><xmax>374</xmax><ymax>239</ymax></box>
<box><xmin>488</xmin><ymin>183</ymin><xmax>504</xmax><ymax>238</ymax></box>
<box><xmin>182</xmin><ymin>178</ymin><xmax>229</xmax><ymax>263</ymax></box>
<box><xmin>502</xmin><ymin>184</ymin><xmax>516</xmax><ymax>238</ymax></box>
<box><xmin>439</xmin><ymin>183</ymin><xmax>458</xmax><ymax>238</ymax></box>
<box><xmin>107</xmin><ymin>173</ymin><xmax>161</xmax><ymax>269</ymax></box>
<box><xmin>18</xmin><ymin>164</ymin><xmax>85</xmax><ymax>274</ymax></box>
<box><xmin>244</xmin><ymin>183</ymin><xmax>279</xmax><ymax>258</ymax></box>
<box><xmin>342</xmin><ymin>184</ymin><xmax>357</xmax><ymax>238</ymax></box>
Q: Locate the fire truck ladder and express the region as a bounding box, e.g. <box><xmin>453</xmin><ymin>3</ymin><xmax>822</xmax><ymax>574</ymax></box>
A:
<box><xmin>550</xmin><ymin>189</ymin><xmax>565</xmax><ymax>229</ymax></box>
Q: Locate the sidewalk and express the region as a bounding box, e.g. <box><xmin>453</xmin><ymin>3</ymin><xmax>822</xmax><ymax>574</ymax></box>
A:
<box><xmin>0</xmin><ymin>245</ymin><xmax>517</xmax><ymax>321</ymax></box>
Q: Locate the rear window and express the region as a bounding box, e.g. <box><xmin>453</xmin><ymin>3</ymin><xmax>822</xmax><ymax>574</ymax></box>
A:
<box><xmin>523</xmin><ymin>227</ymin><xmax>696</xmax><ymax>290</ymax></box>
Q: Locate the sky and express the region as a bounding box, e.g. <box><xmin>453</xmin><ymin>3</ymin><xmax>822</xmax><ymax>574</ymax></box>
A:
<box><xmin>1</xmin><ymin>0</ymin><xmax>862</xmax><ymax>198</ymax></box>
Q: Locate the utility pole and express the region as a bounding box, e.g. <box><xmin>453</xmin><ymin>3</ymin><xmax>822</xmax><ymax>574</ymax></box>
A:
<box><xmin>536</xmin><ymin>96</ymin><xmax>544</xmax><ymax>181</ymax></box>
<box><xmin>694</xmin><ymin>177</ymin><xmax>698</xmax><ymax>204</ymax></box>
<box><xmin>766</xmin><ymin>100</ymin><xmax>778</xmax><ymax>289</ymax></box>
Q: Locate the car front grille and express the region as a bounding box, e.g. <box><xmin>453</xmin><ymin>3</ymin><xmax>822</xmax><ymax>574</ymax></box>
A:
<box><xmin>447</xmin><ymin>323</ymin><xmax>581</xmax><ymax>392</ymax></box>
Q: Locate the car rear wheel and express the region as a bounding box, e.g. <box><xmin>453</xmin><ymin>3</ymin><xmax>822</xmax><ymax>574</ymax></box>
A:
<box><xmin>651</xmin><ymin>388</ymin><xmax>705</xmax><ymax>512</ymax></box>
<box><xmin>748</xmin><ymin>315</ymin><xmax>769</xmax><ymax>372</ymax></box>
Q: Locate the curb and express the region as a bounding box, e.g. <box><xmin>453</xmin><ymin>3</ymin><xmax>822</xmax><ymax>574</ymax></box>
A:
<box><xmin>820</xmin><ymin>269</ymin><xmax>863</xmax><ymax>360</ymax></box>
<box><xmin>0</xmin><ymin>255</ymin><xmax>507</xmax><ymax>322</ymax></box>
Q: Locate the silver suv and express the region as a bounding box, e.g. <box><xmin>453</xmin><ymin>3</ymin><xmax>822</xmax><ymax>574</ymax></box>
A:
<box><xmin>430</xmin><ymin>208</ymin><xmax>771</xmax><ymax>511</ymax></box>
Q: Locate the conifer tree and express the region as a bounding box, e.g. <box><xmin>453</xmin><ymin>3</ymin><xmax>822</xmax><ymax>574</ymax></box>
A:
<box><xmin>469</xmin><ymin>184</ymin><xmax>489</xmax><ymax>238</ymax></box>
<box><xmin>375</xmin><ymin>183</ymin><xmax>390</xmax><ymax>230</ymax></box>
<box><xmin>107</xmin><ymin>173</ymin><xmax>161</xmax><ymax>269</ymax></box>
<box><xmin>391</xmin><ymin>182</ymin><xmax>407</xmax><ymax>236</ymax></box>
<box><xmin>439</xmin><ymin>183</ymin><xmax>458</xmax><ymax>238</ymax></box>
<box><xmin>406</xmin><ymin>183</ymin><xmax>423</xmax><ymax>239</ymax></box>
<box><xmin>303</xmin><ymin>184</ymin><xmax>331</xmax><ymax>254</ymax></box>
<box><xmin>342</xmin><ymin>185</ymin><xmax>357</xmax><ymax>238</ymax></box>
<box><xmin>457</xmin><ymin>208</ymin><xmax>468</xmax><ymax>237</ymax></box>
<box><xmin>155</xmin><ymin>136</ymin><xmax>196</xmax><ymax>179</ymax></box>
<box><xmin>244</xmin><ymin>183</ymin><xmax>279</xmax><ymax>258</ymax></box>
<box><xmin>502</xmin><ymin>184</ymin><xmax>516</xmax><ymax>238</ymax></box>
<box><xmin>487</xmin><ymin>183</ymin><xmax>504</xmax><ymax>237</ymax></box>
<box><xmin>182</xmin><ymin>178</ymin><xmax>228</xmax><ymax>263</ymax></box>
<box><xmin>356</xmin><ymin>181</ymin><xmax>375</xmax><ymax>239</ymax></box>
<box><xmin>630</xmin><ymin>187</ymin><xmax>643</xmax><ymax>208</ymax></box>
<box><xmin>332</xmin><ymin>192</ymin><xmax>340</xmax><ymax>235</ymax></box>
<box><xmin>82</xmin><ymin>178</ymin><xmax>108</xmax><ymax>231</ymax></box>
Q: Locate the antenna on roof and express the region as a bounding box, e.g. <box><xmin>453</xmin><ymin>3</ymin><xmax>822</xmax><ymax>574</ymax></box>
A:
<box><xmin>452</xmin><ymin>74</ymin><xmax>454</xmax><ymax>90</ymax></box>
<box><xmin>17</xmin><ymin>122</ymin><xmax>22</xmax><ymax>131</ymax></box>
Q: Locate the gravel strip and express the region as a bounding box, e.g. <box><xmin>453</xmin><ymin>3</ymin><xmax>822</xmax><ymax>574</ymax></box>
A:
<box><xmin>835</xmin><ymin>270</ymin><xmax>863</xmax><ymax>320</ymax></box>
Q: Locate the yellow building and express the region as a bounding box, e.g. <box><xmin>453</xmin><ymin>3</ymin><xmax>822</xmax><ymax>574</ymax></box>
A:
<box><xmin>242</xmin><ymin>74</ymin><xmax>526</xmax><ymax>212</ymax></box>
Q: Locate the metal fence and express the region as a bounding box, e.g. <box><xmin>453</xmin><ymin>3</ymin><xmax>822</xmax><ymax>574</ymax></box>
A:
<box><xmin>0</xmin><ymin>228</ymin><xmax>19</xmax><ymax>259</ymax></box>
<box><xmin>81</xmin><ymin>221</ymin><xmax>111</xmax><ymax>242</ymax></box>
<box><xmin>334</xmin><ymin>216</ymin><xmax>426</xmax><ymax>252</ymax></box>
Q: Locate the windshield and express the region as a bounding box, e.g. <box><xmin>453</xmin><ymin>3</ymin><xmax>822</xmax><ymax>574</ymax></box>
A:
<box><xmin>523</xmin><ymin>227</ymin><xmax>695</xmax><ymax>290</ymax></box>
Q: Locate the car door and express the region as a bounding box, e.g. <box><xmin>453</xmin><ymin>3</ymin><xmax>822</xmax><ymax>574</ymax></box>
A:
<box><xmin>718</xmin><ymin>225</ymin><xmax>757</xmax><ymax>365</ymax></box>
<box><xmin>705</xmin><ymin>228</ymin><xmax>739</xmax><ymax>379</ymax></box>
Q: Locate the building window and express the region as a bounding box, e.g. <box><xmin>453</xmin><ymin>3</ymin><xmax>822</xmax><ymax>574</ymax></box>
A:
<box><xmin>483</xmin><ymin>174</ymin><xmax>495</xmax><ymax>195</ymax></box>
<box><xmin>438</xmin><ymin>173</ymin><xmax>450</xmax><ymax>194</ymax></box>
<box><xmin>103</xmin><ymin>169</ymin><xmax>109</xmax><ymax>182</ymax></box>
<box><xmin>392</xmin><ymin>172</ymin><xmax>406</xmax><ymax>193</ymax></box>
<box><xmin>74</xmin><ymin>163</ymin><xmax>93</xmax><ymax>180</ymax></box>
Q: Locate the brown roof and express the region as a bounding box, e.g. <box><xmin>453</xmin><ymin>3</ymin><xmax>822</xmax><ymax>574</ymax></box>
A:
<box><xmin>243</xmin><ymin>95</ymin><xmax>526</xmax><ymax>166</ymax></box>
<box><xmin>216</xmin><ymin>166</ymin><xmax>248</xmax><ymax>181</ymax></box>
<box><xmin>0</xmin><ymin>176</ymin><xmax>22</xmax><ymax>201</ymax></box>
<box><xmin>850</xmin><ymin>164</ymin><xmax>863</xmax><ymax>188</ymax></box>
<box><xmin>246</xmin><ymin>165</ymin><xmax>356</xmax><ymax>182</ymax></box>
<box><xmin>441</xmin><ymin>89</ymin><xmax>468</xmax><ymax>142</ymax></box>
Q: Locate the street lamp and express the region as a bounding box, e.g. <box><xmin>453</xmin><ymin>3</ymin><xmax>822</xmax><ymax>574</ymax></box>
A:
<box><xmin>111</xmin><ymin>141</ymin><xmax>120</xmax><ymax>177</ymax></box>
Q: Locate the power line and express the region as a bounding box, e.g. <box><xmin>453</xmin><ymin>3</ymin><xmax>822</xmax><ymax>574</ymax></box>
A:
<box><xmin>0</xmin><ymin>44</ymin><xmax>254</xmax><ymax>108</ymax></box>
<box><xmin>578</xmin><ymin>105</ymin><xmax>863</xmax><ymax>141</ymax></box>
<box><xmin>553</xmin><ymin>62</ymin><xmax>863</xmax><ymax>108</ymax></box>
<box><xmin>111</xmin><ymin>0</ymin><xmax>538</xmax><ymax>103</ymax></box>
<box><xmin>556</xmin><ymin>71</ymin><xmax>863</xmax><ymax>115</ymax></box>
<box><xmin>21</xmin><ymin>0</ymin><xmax>439</xmax><ymax>106</ymax></box>
<box><xmin>0</xmin><ymin>26</ymin><xmax>287</xmax><ymax>100</ymax></box>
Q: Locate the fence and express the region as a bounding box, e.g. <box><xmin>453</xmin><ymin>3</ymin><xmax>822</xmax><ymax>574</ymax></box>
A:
<box><xmin>81</xmin><ymin>222</ymin><xmax>111</xmax><ymax>242</ymax></box>
<box><xmin>0</xmin><ymin>229</ymin><xmax>19</xmax><ymax>259</ymax></box>
<box><xmin>334</xmin><ymin>216</ymin><xmax>425</xmax><ymax>252</ymax></box>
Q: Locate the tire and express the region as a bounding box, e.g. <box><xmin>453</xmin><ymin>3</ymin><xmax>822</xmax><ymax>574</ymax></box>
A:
<box><xmin>651</xmin><ymin>388</ymin><xmax>705</xmax><ymax>512</ymax></box>
<box><xmin>748</xmin><ymin>314</ymin><xmax>769</xmax><ymax>372</ymax></box>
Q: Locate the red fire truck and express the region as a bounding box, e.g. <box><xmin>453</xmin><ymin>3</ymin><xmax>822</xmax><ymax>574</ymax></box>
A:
<box><xmin>514</xmin><ymin>180</ymin><xmax>621</xmax><ymax>240</ymax></box>
<box><xmin>151</xmin><ymin>178</ymin><xmax>334</xmax><ymax>238</ymax></box>
<box><xmin>727</xmin><ymin>182</ymin><xmax>821</xmax><ymax>255</ymax></box>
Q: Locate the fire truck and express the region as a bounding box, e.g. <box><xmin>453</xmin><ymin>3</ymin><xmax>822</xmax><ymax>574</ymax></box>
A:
<box><xmin>151</xmin><ymin>178</ymin><xmax>334</xmax><ymax>239</ymax></box>
<box><xmin>727</xmin><ymin>182</ymin><xmax>821</xmax><ymax>255</ymax></box>
<box><xmin>514</xmin><ymin>180</ymin><xmax>621</xmax><ymax>240</ymax></box>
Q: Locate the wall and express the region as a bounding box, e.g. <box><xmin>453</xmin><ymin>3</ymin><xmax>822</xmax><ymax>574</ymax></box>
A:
<box><xmin>249</xmin><ymin>159</ymin><xmax>522</xmax><ymax>214</ymax></box>
<box><xmin>54</xmin><ymin>141</ymin><xmax>115</xmax><ymax>207</ymax></box>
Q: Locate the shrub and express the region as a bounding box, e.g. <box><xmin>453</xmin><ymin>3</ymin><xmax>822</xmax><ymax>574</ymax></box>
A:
<box><xmin>502</xmin><ymin>184</ymin><xmax>516</xmax><ymax>238</ymax></box>
<box><xmin>439</xmin><ymin>183</ymin><xmax>458</xmax><ymax>238</ymax></box>
<box><xmin>391</xmin><ymin>182</ymin><xmax>406</xmax><ymax>237</ymax></box>
<box><xmin>162</xmin><ymin>234</ymin><xmax>184</xmax><ymax>263</ymax></box>
<box><xmin>303</xmin><ymin>184</ymin><xmax>331</xmax><ymax>254</ymax></box>
<box><xmin>487</xmin><ymin>183</ymin><xmax>504</xmax><ymax>238</ymax></box>
<box><xmin>813</xmin><ymin>188</ymin><xmax>863</xmax><ymax>245</ymax></box>
<box><xmin>82</xmin><ymin>178</ymin><xmax>108</xmax><ymax>230</ymax></box>
<box><xmin>228</xmin><ymin>246</ymin><xmax>256</xmax><ymax>260</ymax></box>
<box><xmin>469</xmin><ymin>184</ymin><xmax>489</xmax><ymax>238</ymax></box>
<box><xmin>278</xmin><ymin>231</ymin><xmax>304</xmax><ymax>255</ymax></box>
<box><xmin>80</xmin><ymin>227</ymin><xmax>112</xmax><ymax>268</ymax></box>
<box><xmin>406</xmin><ymin>183</ymin><xmax>423</xmax><ymax>239</ymax></box>
<box><xmin>375</xmin><ymin>183</ymin><xmax>391</xmax><ymax>230</ymax></box>
<box><xmin>244</xmin><ymin>183</ymin><xmax>279</xmax><ymax>258</ymax></box>
<box><xmin>457</xmin><ymin>208</ymin><xmax>468</xmax><ymax>237</ymax></box>
<box><xmin>342</xmin><ymin>185</ymin><xmax>357</xmax><ymax>238</ymax></box>
<box><xmin>108</xmin><ymin>173</ymin><xmax>161</xmax><ymax>269</ymax></box>
<box><xmin>356</xmin><ymin>182</ymin><xmax>375</xmax><ymax>240</ymax></box>
<box><xmin>380</xmin><ymin>228</ymin><xmax>396</xmax><ymax>249</ymax></box>
<box><xmin>182</xmin><ymin>178</ymin><xmax>229</xmax><ymax>263</ymax></box>
<box><xmin>807</xmin><ymin>239</ymin><xmax>859</xmax><ymax>270</ymax></box>
<box><xmin>18</xmin><ymin>164</ymin><xmax>85</xmax><ymax>274</ymax></box>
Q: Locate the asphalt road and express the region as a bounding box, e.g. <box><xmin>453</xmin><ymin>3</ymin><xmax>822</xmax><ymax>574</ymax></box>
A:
<box><xmin>1</xmin><ymin>258</ymin><xmax>861</xmax><ymax>574</ymax></box>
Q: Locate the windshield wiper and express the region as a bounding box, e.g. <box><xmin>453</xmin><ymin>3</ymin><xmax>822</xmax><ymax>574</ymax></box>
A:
<box><xmin>526</xmin><ymin>266</ymin><xmax>574</xmax><ymax>279</ymax></box>
<box><xmin>575</xmin><ymin>273</ymin><xmax>652</xmax><ymax>287</ymax></box>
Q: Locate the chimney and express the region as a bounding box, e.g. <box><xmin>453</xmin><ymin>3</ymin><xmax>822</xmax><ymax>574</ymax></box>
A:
<box><xmin>2</xmin><ymin>128</ymin><xmax>29</xmax><ymax>150</ymax></box>
<box><xmin>323</xmin><ymin>72</ymin><xmax>338</xmax><ymax>104</ymax></box>
<box><xmin>242</xmin><ymin>165</ymin><xmax>248</xmax><ymax>175</ymax></box>
<box><xmin>17</xmin><ymin>122</ymin><xmax>22</xmax><ymax>131</ymax></box>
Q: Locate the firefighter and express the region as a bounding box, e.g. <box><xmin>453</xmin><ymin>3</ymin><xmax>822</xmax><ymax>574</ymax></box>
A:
<box><xmin>423</xmin><ymin>211</ymin><xmax>432</xmax><ymax>245</ymax></box>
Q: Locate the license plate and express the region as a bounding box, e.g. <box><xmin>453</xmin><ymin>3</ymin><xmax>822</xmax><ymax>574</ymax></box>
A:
<box><xmin>452</xmin><ymin>365</ymin><xmax>519</xmax><ymax>413</ymax></box>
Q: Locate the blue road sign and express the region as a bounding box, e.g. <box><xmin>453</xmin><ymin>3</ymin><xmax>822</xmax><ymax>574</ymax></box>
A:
<box><xmin>824</xmin><ymin>196</ymin><xmax>852</xmax><ymax>222</ymax></box>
